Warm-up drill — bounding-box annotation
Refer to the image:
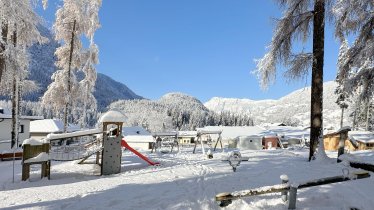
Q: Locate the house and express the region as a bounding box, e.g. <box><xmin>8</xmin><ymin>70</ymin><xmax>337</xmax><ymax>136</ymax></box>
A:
<box><xmin>0</xmin><ymin>108</ymin><xmax>43</xmax><ymax>159</ymax></box>
<box><xmin>30</xmin><ymin>119</ymin><xmax>80</xmax><ymax>140</ymax></box>
<box><xmin>263</xmin><ymin>125</ymin><xmax>310</xmax><ymax>147</ymax></box>
<box><xmin>199</xmin><ymin>125</ymin><xmax>309</xmax><ymax>149</ymax></box>
<box><xmin>347</xmin><ymin>131</ymin><xmax>374</xmax><ymax>151</ymax></box>
<box><xmin>177</xmin><ymin>131</ymin><xmax>197</xmax><ymax>145</ymax></box>
<box><xmin>198</xmin><ymin>126</ymin><xmax>266</xmax><ymax>147</ymax></box>
<box><xmin>122</xmin><ymin>126</ymin><xmax>154</xmax><ymax>151</ymax></box>
<box><xmin>322</xmin><ymin>128</ymin><xmax>374</xmax><ymax>151</ymax></box>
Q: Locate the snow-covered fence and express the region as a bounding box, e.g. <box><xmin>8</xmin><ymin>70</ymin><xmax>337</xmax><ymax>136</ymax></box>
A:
<box><xmin>215</xmin><ymin>171</ymin><xmax>370</xmax><ymax>209</ymax></box>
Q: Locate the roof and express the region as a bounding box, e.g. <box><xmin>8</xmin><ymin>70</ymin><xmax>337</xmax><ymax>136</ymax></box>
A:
<box><xmin>30</xmin><ymin>119</ymin><xmax>80</xmax><ymax>133</ymax></box>
<box><xmin>0</xmin><ymin>113</ymin><xmax>43</xmax><ymax>120</ymax></box>
<box><xmin>198</xmin><ymin>126</ymin><xmax>266</xmax><ymax>139</ymax></box>
<box><xmin>122</xmin><ymin>126</ymin><xmax>154</xmax><ymax>143</ymax></box>
<box><xmin>178</xmin><ymin>131</ymin><xmax>197</xmax><ymax>137</ymax></box>
<box><xmin>264</xmin><ymin>126</ymin><xmax>310</xmax><ymax>139</ymax></box>
<box><xmin>123</xmin><ymin>126</ymin><xmax>151</xmax><ymax>136</ymax></box>
<box><xmin>348</xmin><ymin>131</ymin><xmax>374</xmax><ymax>144</ymax></box>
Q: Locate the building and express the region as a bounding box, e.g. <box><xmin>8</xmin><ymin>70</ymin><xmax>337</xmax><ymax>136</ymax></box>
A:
<box><xmin>122</xmin><ymin>126</ymin><xmax>154</xmax><ymax>151</ymax></box>
<box><xmin>199</xmin><ymin>125</ymin><xmax>308</xmax><ymax>149</ymax></box>
<box><xmin>347</xmin><ymin>131</ymin><xmax>374</xmax><ymax>151</ymax></box>
<box><xmin>30</xmin><ymin>119</ymin><xmax>80</xmax><ymax>140</ymax></box>
<box><xmin>0</xmin><ymin>108</ymin><xmax>43</xmax><ymax>158</ymax></box>
<box><xmin>323</xmin><ymin>128</ymin><xmax>374</xmax><ymax>151</ymax></box>
<box><xmin>177</xmin><ymin>131</ymin><xmax>197</xmax><ymax>145</ymax></box>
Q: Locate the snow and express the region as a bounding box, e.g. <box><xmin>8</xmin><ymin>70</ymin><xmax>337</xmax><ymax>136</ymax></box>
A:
<box><xmin>45</xmin><ymin>128</ymin><xmax>102</xmax><ymax>141</ymax></box>
<box><xmin>24</xmin><ymin>152</ymin><xmax>49</xmax><ymax>163</ymax></box>
<box><xmin>199</xmin><ymin>126</ymin><xmax>266</xmax><ymax>140</ymax></box>
<box><xmin>0</xmin><ymin>148</ymin><xmax>373</xmax><ymax>210</ymax></box>
<box><xmin>349</xmin><ymin>131</ymin><xmax>374</xmax><ymax>144</ymax></box>
<box><xmin>123</xmin><ymin>135</ymin><xmax>154</xmax><ymax>143</ymax></box>
<box><xmin>30</xmin><ymin>119</ymin><xmax>80</xmax><ymax>133</ymax></box>
<box><xmin>22</xmin><ymin>138</ymin><xmax>46</xmax><ymax>146</ymax></box>
<box><xmin>98</xmin><ymin>110</ymin><xmax>127</xmax><ymax>123</ymax></box>
<box><xmin>123</xmin><ymin>126</ymin><xmax>151</xmax><ymax>136</ymax></box>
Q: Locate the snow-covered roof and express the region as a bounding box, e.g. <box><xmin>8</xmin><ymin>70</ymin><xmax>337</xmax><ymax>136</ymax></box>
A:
<box><xmin>265</xmin><ymin>126</ymin><xmax>310</xmax><ymax>139</ymax></box>
<box><xmin>198</xmin><ymin>126</ymin><xmax>266</xmax><ymax>139</ymax></box>
<box><xmin>123</xmin><ymin>126</ymin><xmax>151</xmax><ymax>136</ymax></box>
<box><xmin>122</xmin><ymin>126</ymin><xmax>154</xmax><ymax>143</ymax></box>
<box><xmin>99</xmin><ymin>110</ymin><xmax>127</xmax><ymax>123</ymax></box>
<box><xmin>124</xmin><ymin>135</ymin><xmax>154</xmax><ymax>143</ymax></box>
<box><xmin>178</xmin><ymin>131</ymin><xmax>197</xmax><ymax>137</ymax></box>
<box><xmin>0</xmin><ymin>113</ymin><xmax>43</xmax><ymax>120</ymax></box>
<box><xmin>30</xmin><ymin>119</ymin><xmax>80</xmax><ymax>133</ymax></box>
<box><xmin>348</xmin><ymin>131</ymin><xmax>374</xmax><ymax>144</ymax></box>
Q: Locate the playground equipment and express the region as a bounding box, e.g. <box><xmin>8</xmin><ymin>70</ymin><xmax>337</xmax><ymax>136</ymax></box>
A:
<box><xmin>227</xmin><ymin>151</ymin><xmax>242</xmax><ymax>172</ymax></box>
<box><xmin>151</xmin><ymin>132</ymin><xmax>179</xmax><ymax>153</ymax></box>
<box><xmin>99</xmin><ymin>111</ymin><xmax>126</xmax><ymax>175</ymax></box>
<box><xmin>21</xmin><ymin>139</ymin><xmax>50</xmax><ymax>181</ymax></box>
<box><xmin>45</xmin><ymin>128</ymin><xmax>103</xmax><ymax>161</ymax></box>
<box><xmin>193</xmin><ymin>130</ymin><xmax>223</xmax><ymax>155</ymax></box>
<box><xmin>121</xmin><ymin>140</ymin><xmax>159</xmax><ymax>166</ymax></box>
<box><xmin>21</xmin><ymin>110</ymin><xmax>131</xmax><ymax>180</ymax></box>
<box><xmin>215</xmin><ymin>170</ymin><xmax>370</xmax><ymax>209</ymax></box>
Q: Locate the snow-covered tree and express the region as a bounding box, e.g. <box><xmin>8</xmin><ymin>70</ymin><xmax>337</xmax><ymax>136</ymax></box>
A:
<box><xmin>79</xmin><ymin>0</ymin><xmax>102</xmax><ymax>128</ymax></box>
<box><xmin>42</xmin><ymin>0</ymin><xmax>87</xmax><ymax>132</ymax></box>
<box><xmin>254</xmin><ymin>0</ymin><xmax>329</xmax><ymax>161</ymax></box>
<box><xmin>0</xmin><ymin>0</ymin><xmax>44</xmax><ymax>148</ymax></box>
<box><xmin>333</xmin><ymin>0</ymin><xmax>374</xmax><ymax>131</ymax></box>
<box><xmin>335</xmin><ymin>39</ymin><xmax>349</xmax><ymax>128</ymax></box>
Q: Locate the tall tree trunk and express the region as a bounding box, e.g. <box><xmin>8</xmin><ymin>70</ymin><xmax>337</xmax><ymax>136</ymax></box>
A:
<box><xmin>0</xmin><ymin>23</ymin><xmax>8</xmax><ymax>84</ymax></box>
<box><xmin>309</xmin><ymin>0</ymin><xmax>325</xmax><ymax>161</ymax></box>
<box><xmin>352</xmin><ymin>94</ymin><xmax>361</xmax><ymax>130</ymax></box>
<box><xmin>11</xmin><ymin>29</ymin><xmax>17</xmax><ymax>149</ymax></box>
<box><xmin>63</xmin><ymin>19</ymin><xmax>76</xmax><ymax>132</ymax></box>
<box><xmin>340</xmin><ymin>107</ymin><xmax>344</xmax><ymax>128</ymax></box>
<box><xmin>365</xmin><ymin>99</ymin><xmax>370</xmax><ymax>131</ymax></box>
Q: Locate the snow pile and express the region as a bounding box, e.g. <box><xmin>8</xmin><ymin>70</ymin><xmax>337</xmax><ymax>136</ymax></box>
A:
<box><xmin>22</xmin><ymin>138</ymin><xmax>46</xmax><ymax>146</ymax></box>
<box><xmin>98</xmin><ymin>110</ymin><xmax>127</xmax><ymax>123</ymax></box>
<box><xmin>24</xmin><ymin>152</ymin><xmax>49</xmax><ymax>163</ymax></box>
<box><xmin>45</xmin><ymin>128</ymin><xmax>102</xmax><ymax>141</ymax></box>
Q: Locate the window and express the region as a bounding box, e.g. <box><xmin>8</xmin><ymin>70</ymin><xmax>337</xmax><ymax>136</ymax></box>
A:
<box><xmin>19</xmin><ymin>125</ymin><xmax>24</xmax><ymax>133</ymax></box>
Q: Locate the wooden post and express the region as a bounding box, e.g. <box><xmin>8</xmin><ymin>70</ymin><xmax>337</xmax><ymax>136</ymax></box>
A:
<box><xmin>288</xmin><ymin>186</ymin><xmax>297</xmax><ymax>209</ymax></box>
<box><xmin>280</xmin><ymin>175</ymin><xmax>289</xmax><ymax>202</ymax></box>
<box><xmin>337</xmin><ymin>128</ymin><xmax>350</xmax><ymax>162</ymax></box>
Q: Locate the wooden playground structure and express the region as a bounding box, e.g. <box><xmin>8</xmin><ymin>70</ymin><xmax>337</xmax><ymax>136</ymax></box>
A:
<box><xmin>21</xmin><ymin>111</ymin><xmax>127</xmax><ymax>180</ymax></box>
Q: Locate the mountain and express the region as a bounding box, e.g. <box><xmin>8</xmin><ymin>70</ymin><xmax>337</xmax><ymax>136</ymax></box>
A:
<box><xmin>109</xmin><ymin>92</ymin><xmax>253</xmax><ymax>132</ymax></box>
<box><xmin>204</xmin><ymin>81</ymin><xmax>351</xmax><ymax>129</ymax></box>
<box><xmin>24</xmin><ymin>25</ymin><xmax>142</xmax><ymax>111</ymax></box>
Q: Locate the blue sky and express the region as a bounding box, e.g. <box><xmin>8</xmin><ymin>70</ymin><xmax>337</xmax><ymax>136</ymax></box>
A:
<box><xmin>37</xmin><ymin>0</ymin><xmax>340</xmax><ymax>102</ymax></box>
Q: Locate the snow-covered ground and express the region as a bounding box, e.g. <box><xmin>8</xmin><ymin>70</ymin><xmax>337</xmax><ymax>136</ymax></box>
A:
<box><xmin>1</xmin><ymin>148</ymin><xmax>373</xmax><ymax>210</ymax></box>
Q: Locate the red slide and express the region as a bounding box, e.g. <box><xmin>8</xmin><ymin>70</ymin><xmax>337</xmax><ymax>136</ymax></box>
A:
<box><xmin>121</xmin><ymin>139</ymin><xmax>160</xmax><ymax>166</ymax></box>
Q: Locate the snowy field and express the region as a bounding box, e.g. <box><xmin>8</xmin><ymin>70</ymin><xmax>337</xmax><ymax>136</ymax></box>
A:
<box><xmin>1</xmin><ymin>148</ymin><xmax>373</xmax><ymax>210</ymax></box>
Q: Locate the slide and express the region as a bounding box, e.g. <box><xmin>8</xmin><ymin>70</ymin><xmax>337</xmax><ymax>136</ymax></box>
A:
<box><xmin>121</xmin><ymin>140</ymin><xmax>160</xmax><ymax>166</ymax></box>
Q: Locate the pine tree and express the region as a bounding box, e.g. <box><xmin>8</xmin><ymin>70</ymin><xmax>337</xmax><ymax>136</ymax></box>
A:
<box><xmin>334</xmin><ymin>0</ymin><xmax>373</xmax><ymax>131</ymax></box>
<box><xmin>255</xmin><ymin>0</ymin><xmax>328</xmax><ymax>161</ymax></box>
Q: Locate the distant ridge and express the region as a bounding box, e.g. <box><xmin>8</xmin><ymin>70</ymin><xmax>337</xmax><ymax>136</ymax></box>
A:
<box><xmin>23</xmin><ymin>25</ymin><xmax>142</xmax><ymax>111</ymax></box>
<box><xmin>204</xmin><ymin>81</ymin><xmax>351</xmax><ymax>128</ymax></box>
